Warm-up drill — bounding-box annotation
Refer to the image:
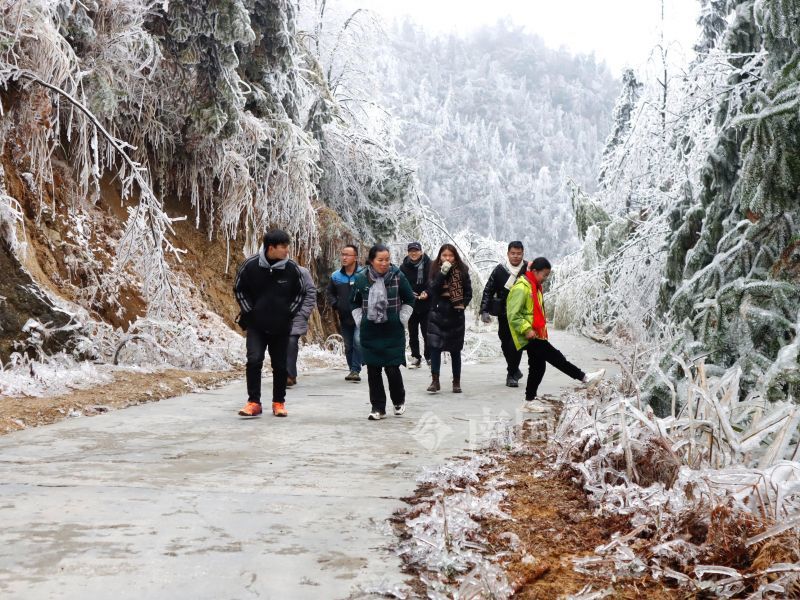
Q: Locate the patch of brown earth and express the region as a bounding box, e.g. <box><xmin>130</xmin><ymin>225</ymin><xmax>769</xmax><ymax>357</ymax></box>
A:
<box><xmin>0</xmin><ymin>368</ymin><xmax>241</xmax><ymax>435</ymax></box>
<box><xmin>395</xmin><ymin>418</ymin><xmax>680</xmax><ymax>599</ymax></box>
<box><xmin>485</xmin><ymin>425</ymin><xmax>678</xmax><ymax>598</ymax></box>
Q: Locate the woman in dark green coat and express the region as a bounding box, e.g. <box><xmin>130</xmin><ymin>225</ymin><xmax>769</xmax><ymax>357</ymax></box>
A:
<box><xmin>350</xmin><ymin>244</ymin><xmax>416</xmax><ymax>420</ymax></box>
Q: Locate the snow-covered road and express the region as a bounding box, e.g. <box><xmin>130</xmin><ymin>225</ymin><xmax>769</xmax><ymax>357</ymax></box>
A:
<box><xmin>0</xmin><ymin>330</ymin><xmax>616</xmax><ymax>599</ymax></box>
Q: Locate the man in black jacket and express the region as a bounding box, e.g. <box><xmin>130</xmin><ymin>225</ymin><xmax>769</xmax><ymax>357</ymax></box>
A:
<box><xmin>234</xmin><ymin>229</ymin><xmax>310</xmax><ymax>417</ymax></box>
<box><xmin>399</xmin><ymin>241</ymin><xmax>431</xmax><ymax>367</ymax></box>
<box><xmin>480</xmin><ymin>241</ymin><xmax>527</xmax><ymax>387</ymax></box>
<box><xmin>325</xmin><ymin>244</ymin><xmax>364</xmax><ymax>381</ymax></box>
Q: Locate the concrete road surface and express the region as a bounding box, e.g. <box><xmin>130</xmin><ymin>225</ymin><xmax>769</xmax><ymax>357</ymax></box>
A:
<box><xmin>0</xmin><ymin>330</ymin><xmax>616</xmax><ymax>600</ymax></box>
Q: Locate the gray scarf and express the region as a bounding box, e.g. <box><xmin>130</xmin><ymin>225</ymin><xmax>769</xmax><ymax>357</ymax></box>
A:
<box><xmin>367</xmin><ymin>266</ymin><xmax>389</xmax><ymax>323</ymax></box>
<box><xmin>410</xmin><ymin>257</ymin><xmax>425</xmax><ymax>285</ymax></box>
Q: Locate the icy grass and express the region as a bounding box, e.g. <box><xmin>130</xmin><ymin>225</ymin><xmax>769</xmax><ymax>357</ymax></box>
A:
<box><xmin>395</xmin><ymin>454</ymin><xmax>517</xmax><ymax>600</ymax></box>
<box><xmin>396</xmin><ymin>360</ymin><xmax>800</xmax><ymax>599</ymax></box>
<box><xmin>557</xmin><ymin>364</ymin><xmax>800</xmax><ymax>598</ymax></box>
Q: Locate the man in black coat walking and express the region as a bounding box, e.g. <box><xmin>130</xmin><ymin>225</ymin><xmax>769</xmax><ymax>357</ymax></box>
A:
<box><xmin>480</xmin><ymin>241</ymin><xmax>528</xmax><ymax>387</ymax></box>
<box><xmin>234</xmin><ymin>229</ymin><xmax>311</xmax><ymax>418</ymax></box>
<box><xmin>399</xmin><ymin>241</ymin><xmax>431</xmax><ymax>368</ymax></box>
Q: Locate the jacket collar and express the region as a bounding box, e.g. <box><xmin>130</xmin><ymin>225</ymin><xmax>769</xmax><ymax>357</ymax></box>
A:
<box><xmin>340</xmin><ymin>265</ymin><xmax>361</xmax><ymax>278</ymax></box>
<box><xmin>258</xmin><ymin>246</ymin><xmax>288</xmax><ymax>270</ymax></box>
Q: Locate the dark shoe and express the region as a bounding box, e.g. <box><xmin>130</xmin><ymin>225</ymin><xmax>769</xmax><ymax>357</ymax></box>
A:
<box><xmin>411</xmin><ymin>357</ymin><xmax>421</xmax><ymax>368</ymax></box>
<box><xmin>238</xmin><ymin>401</ymin><xmax>262</xmax><ymax>417</ymax></box>
<box><xmin>286</xmin><ymin>376</ymin><xmax>297</xmax><ymax>387</ymax></box>
<box><xmin>427</xmin><ymin>374</ymin><xmax>440</xmax><ymax>393</ymax></box>
<box><xmin>345</xmin><ymin>371</ymin><xmax>362</xmax><ymax>382</ymax></box>
<box><xmin>452</xmin><ymin>378</ymin><xmax>462</xmax><ymax>393</ymax></box>
<box><xmin>513</xmin><ymin>369</ymin><xmax>523</xmax><ymax>381</ymax></box>
<box><xmin>506</xmin><ymin>375</ymin><xmax>518</xmax><ymax>388</ymax></box>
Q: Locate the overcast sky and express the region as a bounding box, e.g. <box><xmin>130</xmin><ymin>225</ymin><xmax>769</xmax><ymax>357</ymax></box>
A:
<box><xmin>358</xmin><ymin>0</ymin><xmax>701</xmax><ymax>75</ymax></box>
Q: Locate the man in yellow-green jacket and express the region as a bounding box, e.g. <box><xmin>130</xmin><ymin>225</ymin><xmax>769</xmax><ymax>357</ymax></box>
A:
<box><xmin>506</xmin><ymin>257</ymin><xmax>605</xmax><ymax>406</ymax></box>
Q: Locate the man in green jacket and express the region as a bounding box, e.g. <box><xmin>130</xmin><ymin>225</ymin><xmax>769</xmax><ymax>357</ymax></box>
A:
<box><xmin>506</xmin><ymin>257</ymin><xmax>605</xmax><ymax>406</ymax></box>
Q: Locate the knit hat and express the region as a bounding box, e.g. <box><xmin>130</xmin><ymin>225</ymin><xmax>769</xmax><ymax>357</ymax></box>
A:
<box><xmin>407</xmin><ymin>241</ymin><xmax>422</xmax><ymax>251</ymax></box>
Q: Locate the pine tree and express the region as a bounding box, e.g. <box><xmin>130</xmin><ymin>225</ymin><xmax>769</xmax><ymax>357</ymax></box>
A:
<box><xmin>598</xmin><ymin>69</ymin><xmax>643</xmax><ymax>189</ymax></box>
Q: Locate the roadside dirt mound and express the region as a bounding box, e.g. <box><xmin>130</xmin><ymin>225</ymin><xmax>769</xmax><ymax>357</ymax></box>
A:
<box><xmin>0</xmin><ymin>368</ymin><xmax>241</xmax><ymax>435</ymax></box>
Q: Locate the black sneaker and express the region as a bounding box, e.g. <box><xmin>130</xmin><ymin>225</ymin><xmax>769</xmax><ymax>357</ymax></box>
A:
<box><xmin>411</xmin><ymin>357</ymin><xmax>421</xmax><ymax>368</ymax></box>
<box><xmin>513</xmin><ymin>369</ymin><xmax>523</xmax><ymax>381</ymax></box>
<box><xmin>505</xmin><ymin>375</ymin><xmax>518</xmax><ymax>388</ymax></box>
<box><xmin>345</xmin><ymin>371</ymin><xmax>362</xmax><ymax>382</ymax></box>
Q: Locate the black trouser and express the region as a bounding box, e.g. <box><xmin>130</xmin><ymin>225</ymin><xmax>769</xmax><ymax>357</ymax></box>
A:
<box><xmin>430</xmin><ymin>350</ymin><xmax>461</xmax><ymax>378</ymax></box>
<box><xmin>525</xmin><ymin>339</ymin><xmax>585</xmax><ymax>400</ymax></box>
<box><xmin>246</xmin><ymin>329</ymin><xmax>289</xmax><ymax>403</ymax></box>
<box><xmin>367</xmin><ymin>365</ymin><xmax>405</xmax><ymax>413</ymax></box>
<box><xmin>498</xmin><ymin>313</ymin><xmax>524</xmax><ymax>376</ymax></box>
<box><xmin>408</xmin><ymin>311</ymin><xmax>430</xmax><ymax>360</ymax></box>
<box><xmin>286</xmin><ymin>334</ymin><xmax>300</xmax><ymax>378</ymax></box>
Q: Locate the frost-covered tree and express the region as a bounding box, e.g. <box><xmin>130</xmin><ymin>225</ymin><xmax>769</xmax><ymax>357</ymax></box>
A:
<box><xmin>552</xmin><ymin>0</ymin><xmax>800</xmax><ymax>411</ymax></box>
<box><xmin>0</xmin><ymin>0</ymin><xmax>424</xmax><ymax>366</ymax></box>
<box><xmin>597</xmin><ymin>69</ymin><xmax>643</xmax><ymax>189</ymax></box>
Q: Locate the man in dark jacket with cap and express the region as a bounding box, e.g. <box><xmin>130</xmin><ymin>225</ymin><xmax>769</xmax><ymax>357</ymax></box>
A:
<box><xmin>480</xmin><ymin>241</ymin><xmax>528</xmax><ymax>387</ymax></box>
<box><xmin>325</xmin><ymin>244</ymin><xmax>364</xmax><ymax>381</ymax></box>
<box><xmin>399</xmin><ymin>241</ymin><xmax>432</xmax><ymax>367</ymax></box>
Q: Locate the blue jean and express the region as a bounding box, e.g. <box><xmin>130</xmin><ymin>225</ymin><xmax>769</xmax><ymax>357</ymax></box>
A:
<box><xmin>430</xmin><ymin>350</ymin><xmax>461</xmax><ymax>379</ymax></box>
<box><xmin>341</xmin><ymin>322</ymin><xmax>362</xmax><ymax>373</ymax></box>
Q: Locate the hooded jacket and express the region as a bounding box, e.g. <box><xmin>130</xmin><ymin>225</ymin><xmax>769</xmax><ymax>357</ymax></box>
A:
<box><xmin>234</xmin><ymin>248</ymin><xmax>309</xmax><ymax>335</ymax></box>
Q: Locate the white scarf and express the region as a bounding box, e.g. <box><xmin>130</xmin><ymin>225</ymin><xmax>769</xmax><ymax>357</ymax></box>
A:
<box><xmin>504</xmin><ymin>259</ymin><xmax>524</xmax><ymax>290</ymax></box>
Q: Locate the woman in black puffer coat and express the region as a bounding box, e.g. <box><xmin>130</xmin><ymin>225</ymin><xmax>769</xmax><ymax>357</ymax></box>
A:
<box><xmin>425</xmin><ymin>244</ymin><xmax>472</xmax><ymax>393</ymax></box>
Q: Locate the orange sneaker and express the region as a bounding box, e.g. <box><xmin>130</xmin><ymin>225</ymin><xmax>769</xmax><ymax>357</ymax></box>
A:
<box><xmin>238</xmin><ymin>401</ymin><xmax>263</xmax><ymax>417</ymax></box>
<box><xmin>272</xmin><ymin>402</ymin><xmax>288</xmax><ymax>417</ymax></box>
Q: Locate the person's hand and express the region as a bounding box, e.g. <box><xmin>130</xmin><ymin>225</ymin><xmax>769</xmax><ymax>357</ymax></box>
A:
<box><xmin>525</xmin><ymin>329</ymin><xmax>537</xmax><ymax>340</ymax></box>
<box><xmin>480</xmin><ymin>312</ymin><xmax>492</xmax><ymax>324</ymax></box>
<box><xmin>419</xmin><ymin>291</ymin><xmax>428</xmax><ymax>300</ymax></box>
<box><xmin>440</xmin><ymin>260</ymin><xmax>452</xmax><ymax>275</ymax></box>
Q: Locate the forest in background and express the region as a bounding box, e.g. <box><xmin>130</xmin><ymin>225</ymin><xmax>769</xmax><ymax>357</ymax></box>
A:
<box><xmin>376</xmin><ymin>20</ymin><xmax>619</xmax><ymax>258</ymax></box>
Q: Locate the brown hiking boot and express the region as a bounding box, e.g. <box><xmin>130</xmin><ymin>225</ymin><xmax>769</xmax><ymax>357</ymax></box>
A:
<box><xmin>272</xmin><ymin>402</ymin><xmax>288</xmax><ymax>417</ymax></box>
<box><xmin>452</xmin><ymin>378</ymin><xmax>462</xmax><ymax>393</ymax></box>
<box><xmin>427</xmin><ymin>374</ymin><xmax>440</xmax><ymax>393</ymax></box>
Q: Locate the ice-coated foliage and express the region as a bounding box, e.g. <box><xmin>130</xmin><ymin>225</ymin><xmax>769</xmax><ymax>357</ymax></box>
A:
<box><xmin>0</xmin><ymin>0</ymin><xmax>423</xmax><ymax>371</ymax></box>
<box><xmin>552</xmin><ymin>0</ymin><xmax>800</xmax><ymax>410</ymax></box>
<box><xmin>556</xmin><ymin>364</ymin><xmax>800</xmax><ymax>597</ymax></box>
